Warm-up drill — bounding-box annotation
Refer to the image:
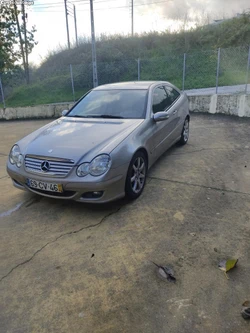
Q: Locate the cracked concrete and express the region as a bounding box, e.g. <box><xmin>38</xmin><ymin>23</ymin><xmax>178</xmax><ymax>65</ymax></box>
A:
<box><xmin>148</xmin><ymin>176</ymin><xmax>250</xmax><ymax>196</ymax></box>
<box><xmin>170</xmin><ymin>147</ymin><xmax>242</xmax><ymax>156</ymax></box>
<box><xmin>0</xmin><ymin>207</ymin><xmax>122</xmax><ymax>283</ymax></box>
<box><xmin>1</xmin><ymin>114</ymin><xmax>250</xmax><ymax>333</ymax></box>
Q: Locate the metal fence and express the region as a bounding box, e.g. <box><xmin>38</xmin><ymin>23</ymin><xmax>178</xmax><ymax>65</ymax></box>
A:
<box><xmin>0</xmin><ymin>45</ymin><xmax>250</xmax><ymax>108</ymax></box>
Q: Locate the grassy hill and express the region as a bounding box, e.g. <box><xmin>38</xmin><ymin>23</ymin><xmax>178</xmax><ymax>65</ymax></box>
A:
<box><xmin>2</xmin><ymin>13</ymin><xmax>250</xmax><ymax>108</ymax></box>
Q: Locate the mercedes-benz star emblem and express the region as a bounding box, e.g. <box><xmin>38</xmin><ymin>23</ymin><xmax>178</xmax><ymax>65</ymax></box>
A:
<box><xmin>41</xmin><ymin>161</ymin><xmax>50</xmax><ymax>172</ymax></box>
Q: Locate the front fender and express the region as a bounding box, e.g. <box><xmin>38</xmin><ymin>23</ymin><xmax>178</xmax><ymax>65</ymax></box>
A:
<box><xmin>110</xmin><ymin>119</ymin><xmax>153</xmax><ymax>169</ymax></box>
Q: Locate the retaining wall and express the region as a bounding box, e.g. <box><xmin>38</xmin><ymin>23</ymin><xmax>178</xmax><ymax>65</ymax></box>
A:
<box><xmin>1</xmin><ymin>94</ymin><xmax>250</xmax><ymax>120</ymax></box>
<box><xmin>188</xmin><ymin>94</ymin><xmax>250</xmax><ymax>117</ymax></box>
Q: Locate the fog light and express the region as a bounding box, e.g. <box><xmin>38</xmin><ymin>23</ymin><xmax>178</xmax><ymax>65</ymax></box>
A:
<box><xmin>81</xmin><ymin>191</ymin><xmax>104</xmax><ymax>199</ymax></box>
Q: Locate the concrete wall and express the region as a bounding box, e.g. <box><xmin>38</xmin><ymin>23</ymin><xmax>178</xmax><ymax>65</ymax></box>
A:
<box><xmin>188</xmin><ymin>94</ymin><xmax>250</xmax><ymax>117</ymax></box>
<box><xmin>0</xmin><ymin>102</ymin><xmax>75</xmax><ymax>121</ymax></box>
<box><xmin>0</xmin><ymin>94</ymin><xmax>250</xmax><ymax>120</ymax></box>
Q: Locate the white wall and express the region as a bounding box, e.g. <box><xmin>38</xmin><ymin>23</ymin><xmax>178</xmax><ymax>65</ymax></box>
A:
<box><xmin>188</xmin><ymin>94</ymin><xmax>250</xmax><ymax>117</ymax></box>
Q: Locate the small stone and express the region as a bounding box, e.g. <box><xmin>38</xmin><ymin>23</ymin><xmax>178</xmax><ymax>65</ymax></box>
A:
<box><xmin>207</xmin><ymin>197</ymin><xmax>210</xmax><ymax>200</ymax></box>
<box><xmin>214</xmin><ymin>248</ymin><xmax>218</xmax><ymax>252</ymax></box>
<box><xmin>79</xmin><ymin>312</ymin><xmax>85</xmax><ymax>318</ymax></box>
<box><xmin>190</xmin><ymin>232</ymin><xmax>196</xmax><ymax>237</ymax></box>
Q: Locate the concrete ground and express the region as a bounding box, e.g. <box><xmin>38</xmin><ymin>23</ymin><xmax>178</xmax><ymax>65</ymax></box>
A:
<box><xmin>0</xmin><ymin>114</ymin><xmax>250</xmax><ymax>333</ymax></box>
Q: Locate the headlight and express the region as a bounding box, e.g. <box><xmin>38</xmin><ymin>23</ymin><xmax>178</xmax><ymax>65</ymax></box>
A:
<box><xmin>76</xmin><ymin>154</ymin><xmax>111</xmax><ymax>177</ymax></box>
<box><xmin>76</xmin><ymin>163</ymin><xmax>90</xmax><ymax>177</ymax></box>
<box><xmin>89</xmin><ymin>154</ymin><xmax>111</xmax><ymax>176</ymax></box>
<box><xmin>9</xmin><ymin>145</ymin><xmax>24</xmax><ymax>167</ymax></box>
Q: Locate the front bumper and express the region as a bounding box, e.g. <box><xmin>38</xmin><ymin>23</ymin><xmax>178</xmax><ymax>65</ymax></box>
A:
<box><xmin>7</xmin><ymin>164</ymin><xmax>128</xmax><ymax>203</ymax></box>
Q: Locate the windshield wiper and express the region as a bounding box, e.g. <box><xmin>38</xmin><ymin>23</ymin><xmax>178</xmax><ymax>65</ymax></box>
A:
<box><xmin>67</xmin><ymin>115</ymin><xmax>91</xmax><ymax>118</ymax></box>
<box><xmin>67</xmin><ymin>114</ymin><xmax>124</xmax><ymax>119</ymax></box>
<box><xmin>94</xmin><ymin>115</ymin><xmax>124</xmax><ymax>119</ymax></box>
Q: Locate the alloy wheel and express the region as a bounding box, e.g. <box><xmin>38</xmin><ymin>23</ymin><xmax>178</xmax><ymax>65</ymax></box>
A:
<box><xmin>130</xmin><ymin>157</ymin><xmax>146</xmax><ymax>194</ymax></box>
<box><xmin>183</xmin><ymin>119</ymin><xmax>189</xmax><ymax>142</ymax></box>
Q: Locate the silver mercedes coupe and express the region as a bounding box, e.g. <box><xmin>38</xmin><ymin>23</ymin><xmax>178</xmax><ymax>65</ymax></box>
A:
<box><xmin>7</xmin><ymin>81</ymin><xmax>190</xmax><ymax>203</ymax></box>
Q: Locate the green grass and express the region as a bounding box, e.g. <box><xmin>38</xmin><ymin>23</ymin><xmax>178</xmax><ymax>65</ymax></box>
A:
<box><xmin>5</xmin><ymin>76</ymin><xmax>86</xmax><ymax>107</ymax></box>
<box><xmin>2</xmin><ymin>13</ymin><xmax>250</xmax><ymax>108</ymax></box>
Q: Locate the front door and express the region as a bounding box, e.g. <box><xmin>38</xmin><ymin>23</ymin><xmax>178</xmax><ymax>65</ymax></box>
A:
<box><xmin>152</xmin><ymin>85</ymin><xmax>179</xmax><ymax>158</ymax></box>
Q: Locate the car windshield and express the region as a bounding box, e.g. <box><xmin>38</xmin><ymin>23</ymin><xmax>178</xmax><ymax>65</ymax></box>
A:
<box><xmin>67</xmin><ymin>89</ymin><xmax>148</xmax><ymax>119</ymax></box>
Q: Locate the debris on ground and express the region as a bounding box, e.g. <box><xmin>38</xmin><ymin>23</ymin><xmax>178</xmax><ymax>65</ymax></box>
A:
<box><xmin>218</xmin><ymin>259</ymin><xmax>238</xmax><ymax>279</ymax></box>
<box><xmin>151</xmin><ymin>261</ymin><xmax>176</xmax><ymax>282</ymax></box>
<box><xmin>241</xmin><ymin>301</ymin><xmax>250</xmax><ymax>320</ymax></box>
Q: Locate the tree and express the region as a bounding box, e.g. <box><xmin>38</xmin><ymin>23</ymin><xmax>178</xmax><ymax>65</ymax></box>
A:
<box><xmin>0</xmin><ymin>3</ymin><xmax>37</xmax><ymax>83</ymax></box>
<box><xmin>0</xmin><ymin>4</ymin><xmax>20</xmax><ymax>71</ymax></box>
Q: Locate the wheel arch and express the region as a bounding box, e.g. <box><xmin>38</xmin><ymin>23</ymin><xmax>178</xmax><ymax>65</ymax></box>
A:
<box><xmin>133</xmin><ymin>147</ymin><xmax>149</xmax><ymax>170</ymax></box>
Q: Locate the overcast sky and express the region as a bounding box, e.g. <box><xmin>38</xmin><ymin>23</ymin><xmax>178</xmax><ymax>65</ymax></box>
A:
<box><xmin>26</xmin><ymin>0</ymin><xmax>250</xmax><ymax>64</ymax></box>
<box><xmin>160</xmin><ymin>0</ymin><xmax>249</xmax><ymax>19</ymax></box>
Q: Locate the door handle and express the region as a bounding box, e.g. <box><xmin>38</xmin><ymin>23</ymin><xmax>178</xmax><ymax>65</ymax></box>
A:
<box><xmin>173</xmin><ymin>110</ymin><xmax>178</xmax><ymax>115</ymax></box>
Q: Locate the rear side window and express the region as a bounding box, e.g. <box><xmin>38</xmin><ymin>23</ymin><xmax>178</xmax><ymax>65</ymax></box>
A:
<box><xmin>152</xmin><ymin>86</ymin><xmax>169</xmax><ymax>113</ymax></box>
<box><xmin>165</xmin><ymin>86</ymin><xmax>180</xmax><ymax>104</ymax></box>
<box><xmin>152</xmin><ymin>86</ymin><xmax>180</xmax><ymax>114</ymax></box>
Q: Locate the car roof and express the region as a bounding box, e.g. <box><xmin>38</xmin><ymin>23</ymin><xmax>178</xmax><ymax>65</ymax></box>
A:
<box><xmin>93</xmin><ymin>81</ymin><xmax>172</xmax><ymax>90</ymax></box>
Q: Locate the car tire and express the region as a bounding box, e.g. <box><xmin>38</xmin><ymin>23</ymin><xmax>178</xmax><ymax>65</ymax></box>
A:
<box><xmin>125</xmin><ymin>151</ymin><xmax>147</xmax><ymax>200</ymax></box>
<box><xmin>178</xmin><ymin>117</ymin><xmax>190</xmax><ymax>145</ymax></box>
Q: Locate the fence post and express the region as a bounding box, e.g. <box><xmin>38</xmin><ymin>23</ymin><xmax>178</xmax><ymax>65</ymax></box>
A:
<box><xmin>137</xmin><ymin>58</ymin><xmax>140</xmax><ymax>81</ymax></box>
<box><xmin>0</xmin><ymin>74</ymin><xmax>6</xmax><ymax>109</ymax></box>
<box><xmin>182</xmin><ymin>53</ymin><xmax>186</xmax><ymax>91</ymax></box>
<box><xmin>245</xmin><ymin>46</ymin><xmax>250</xmax><ymax>95</ymax></box>
<box><xmin>69</xmin><ymin>64</ymin><xmax>75</xmax><ymax>102</ymax></box>
<box><xmin>215</xmin><ymin>48</ymin><xmax>221</xmax><ymax>94</ymax></box>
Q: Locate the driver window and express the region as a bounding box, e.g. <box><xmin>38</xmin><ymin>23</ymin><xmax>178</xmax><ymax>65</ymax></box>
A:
<box><xmin>152</xmin><ymin>86</ymin><xmax>169</xmax><ymax>114</ymax></box>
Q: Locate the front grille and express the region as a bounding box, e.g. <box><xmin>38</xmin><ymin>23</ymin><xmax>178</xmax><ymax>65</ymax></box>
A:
<box><xmin>25</xmin><ymin>155</ymin><xmax>75</xmax><ymax>178</ymax></box>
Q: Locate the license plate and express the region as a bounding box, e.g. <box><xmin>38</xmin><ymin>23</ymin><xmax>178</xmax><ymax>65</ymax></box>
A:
<box><xmin>27</xmin><ymin>179</ymin><xmax>63</xmax><ymax>193</ymax></box>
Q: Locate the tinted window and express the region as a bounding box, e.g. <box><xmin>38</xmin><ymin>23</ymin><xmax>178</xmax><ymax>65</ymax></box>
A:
<box><xmin>152</xmin><ymin>86</ymin><xmax>170</xmax><ymax>114</ymax></box>
<box><xmin>152</xmin><ymin>86</ymin><xmax>180</xmax><ymax>114</ymax></box>
<box><xmin>165</xmin><ymin>86</ymin><xmax>180</xmax><ymax>104</ymax></box>
<box><xmin>67</xmin><ymin>90</ymin><xmax>148</xmax><ymax>119</ymax></box>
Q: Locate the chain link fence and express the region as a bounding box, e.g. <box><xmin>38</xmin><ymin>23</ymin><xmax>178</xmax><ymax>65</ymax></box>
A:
<box><xmin>218</xmin><ymin>46</ymin><xmax>250</xmax><ymax>92</ymax></box>
<box><xmin>140</xmin><ymin>54</ymin><xmax>184</xmax><ymax>88</ymax></box>
<box><xmin>184</xmin><ymin>49</ymin><xmax>218</xmax><ymax>90</ymax></box>
<box><xmin>0</xmin><ymin>45</ymin><xmax>250</xmax><ymax>108</ymax></box>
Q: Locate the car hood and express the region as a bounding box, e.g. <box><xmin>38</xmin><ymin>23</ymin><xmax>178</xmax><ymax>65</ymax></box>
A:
<box><xmin>18</xmin><ymin>117</ymin><xmax>144</xmax><ymax>163</ymax></box>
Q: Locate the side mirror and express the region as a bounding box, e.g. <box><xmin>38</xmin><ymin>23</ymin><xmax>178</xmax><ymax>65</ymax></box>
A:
<box><xmin>61</xmin><ymin>110</ymin><xmax>68</xmax><ymax>116</ymax></box>
<box><xmin>153</xmin><ymin>112</ymin><xmax>169</xmax><ymax>122</ymax></box>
